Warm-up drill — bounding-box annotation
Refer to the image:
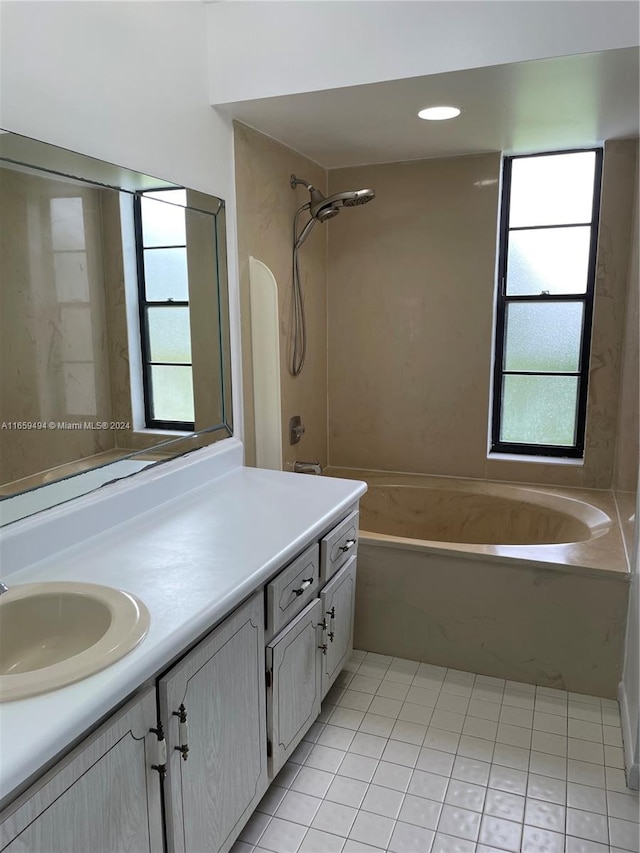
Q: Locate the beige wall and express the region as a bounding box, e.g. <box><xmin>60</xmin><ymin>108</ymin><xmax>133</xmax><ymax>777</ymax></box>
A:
<box><xmin>328</xmin><ymin>143</ymin><xmax>637</xmax><ymax>489</ymax></box>
<box><xmin>614</xmin><ymin>154</ymin><xmax>639</xmax><ymax>494</ymax></box>
<box><xmin>234</xmin><ymin>122</ymin><xmax>328</xmax><ymax>470</ymax></box>
<box><xmin>0</xmin><ymin>168</ymin><xmax>116</xmax><ymax>484</ymax></box>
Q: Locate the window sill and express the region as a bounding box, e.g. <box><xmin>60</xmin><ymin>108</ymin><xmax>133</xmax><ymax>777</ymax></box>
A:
<box><xmin>486</xmin><ymin>452</ymin><xmax>584</xmax><ymax>466</ymax></box>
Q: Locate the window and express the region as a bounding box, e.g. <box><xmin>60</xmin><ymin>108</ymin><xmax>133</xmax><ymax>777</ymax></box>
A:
<box><xmin>491</xmin><ymin>149</ymin><xmax>603</xmax><ymax>458</ymax></box>
<box><xmin>134</xmin><ymin>189</ymin><xmax>195</xmax><ymax>430</ymax></box>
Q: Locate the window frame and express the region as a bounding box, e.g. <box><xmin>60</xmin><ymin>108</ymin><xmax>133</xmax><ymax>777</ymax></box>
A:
<box><xmin>133</xmin><ymin>189</ymin><xmax>195</xmax><ymax>432</ymax></box>
<box><xmin>491</xmin><ymin>147</ymin><xmax>604</xmax><ymax>458</ymax></box>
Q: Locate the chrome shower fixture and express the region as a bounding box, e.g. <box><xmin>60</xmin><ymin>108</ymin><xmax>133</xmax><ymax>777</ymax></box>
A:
<box><xmin>289</xmin><ymin>175</ymin><xmax>375</xmax><ymax>375</ymax></box>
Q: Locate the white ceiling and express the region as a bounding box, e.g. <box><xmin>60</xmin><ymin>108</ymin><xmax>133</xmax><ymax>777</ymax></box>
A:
<box><xmin>218</xmin><ymin>47</ymin><xmax>639</xmax><ymax>168</ymax></box>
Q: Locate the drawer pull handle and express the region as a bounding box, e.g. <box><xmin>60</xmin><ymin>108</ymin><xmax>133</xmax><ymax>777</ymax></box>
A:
<box><xmin>293</xmin><ymin>578</ymin><xmax>314</xmax><ymax>596</ymax></box>
<box><xmin>339</xmin><ymin>539</ymin><xmax>356</xmax><ymax>553</ymax></box>
<box><xmin>328</xmin><ymin>606</ymin><xmax>336</xmax><ymax>642</ymax></box>
<box><xmin>318</xmin><ymin>643</ymin><xmax>328</xmax><ymax>655</ymax></box>
<box><xmin>173</xmin><ymin>704</ymin><xmax>189</xmax><ymax>761</ymax></box>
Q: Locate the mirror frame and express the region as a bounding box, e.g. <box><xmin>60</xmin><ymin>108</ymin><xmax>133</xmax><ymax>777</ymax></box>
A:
<box><xmin>0</xmin><ymin>130</ymin><xmax>233</xmax><ymax>525</ymax></box>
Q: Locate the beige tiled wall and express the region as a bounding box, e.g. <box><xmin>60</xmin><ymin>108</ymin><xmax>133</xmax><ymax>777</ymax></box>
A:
<box><xmin>234</xmin><ymin>122</ymin><xmax>328</xmax><ymax>470</ymax></box>
<box><xmin>328</xmin><ymin>143</ymin><xmax>638</xmax><ymax>489</ymax></box>
<box><xmin>614</xmin><ymin>153</ymin><xmax>639</xmax><ymax>495</ymax></box>
<box><xmin>0</xmin><ymin>168</ymin><xmax>116</xmax><ymax>484</ymax></box>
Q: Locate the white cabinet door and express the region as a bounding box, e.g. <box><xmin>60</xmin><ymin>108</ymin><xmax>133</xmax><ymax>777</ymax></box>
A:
<box><xmin>321</xmin><ymin>556</ymin><xmax>357</xmax><ymax>698</ymax></box>
<box><xmin>266</xmin><ymin>598</ymin><xmax>322</xmax><ymax>778</ymax></box>
<box><xmin>0</xmin><ymin>687</ymin><xmax>163</xmax><ymax>853</ymax></box>
<box><xmin>159</xmin><ymin>592</ymin><xmax>268</xmax><ymax>853</ymax></box>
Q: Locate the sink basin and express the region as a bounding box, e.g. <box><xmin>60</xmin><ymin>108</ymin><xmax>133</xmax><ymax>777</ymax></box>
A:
<box><xmin>0</xmin><ymin>582</ymin><xmax>150</xmax><ymax>702</ymax></box>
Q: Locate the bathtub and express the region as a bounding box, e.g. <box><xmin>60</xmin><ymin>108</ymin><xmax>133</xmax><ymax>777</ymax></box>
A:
<box><xmin>326</xmin><ymin>468</ymin><xmax>631</xmax><ymax>697</ymax></box>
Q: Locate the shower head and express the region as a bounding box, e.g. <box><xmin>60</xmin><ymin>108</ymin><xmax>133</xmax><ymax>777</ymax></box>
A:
<box><xmin>291</xmin><ymin>174</ymin><xmax>375</xmax><ymax>224</ymax></box>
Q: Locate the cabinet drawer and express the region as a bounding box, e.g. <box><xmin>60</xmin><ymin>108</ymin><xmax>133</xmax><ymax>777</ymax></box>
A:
<box><xmin>266</xmin><ymin>543</ymin><xmax>319</xmax><ymax>640</ymax></box>
<box><xmin>320</xmin><ymin>510</ymin><xmax>358</xmax><ymax>583</ymax></box>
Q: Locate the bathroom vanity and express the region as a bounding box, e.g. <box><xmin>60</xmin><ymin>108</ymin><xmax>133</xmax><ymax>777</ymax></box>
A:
<box><xmin>0</xmin><ymin>440</ymin><xmax>365</xmax><ymax>853</ymax></box>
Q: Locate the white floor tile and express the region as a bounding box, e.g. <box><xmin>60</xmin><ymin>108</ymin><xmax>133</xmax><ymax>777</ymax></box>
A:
<box><xmin>457</xmin><ymin>734</ymin><xmax>495</xmax><ymax>762</ymax></box>
<box><xmin>336</xmin><ymin>753</ymin><xmax>378</xmax><ymax>783</ymax></box>
<box><xmin>524</xmin><ymin>797</ymin><xmax>566</xmax><ymax>832</ymax></box>
<box><xmin>566</xmin><ymin>782</ymin><xmax>607</xmax><ymax>814</ymax></box>
<box><xmin>324</xmin><ymin>776</ymin><xmax>368</xmax><ymax>809</ymax></box>
<box><xmin>376</xmin><ymin>680</ymin><xmax>409</xmax><ymax>701</ymax></box>
<box><xmin>311</xmin><ymin>801</ymin><xmax>357</xmax><ymax>837</ymax></box>
<box><xmin>360</xmin><ymin>784</ymin><xmax>404</xmax><ymax>819</ymax></box>
<box><xmin>318</xmin><ymin>725</ymin><xmax>356</xmax><ymax>751</ymax></box>
<box><xmin>397</xmin><ymin>702</ymin><xmax>433</xmax><ymax>726</ymax></box>
<box><xmin>290</xmin><ymin>766</ymin><xmax>334</xmax><ymax>799</ymax></box>
<box><xmin>298</xmin><ymin>828</ymin><xmax>345</xmax><ymax>853</ymax></box>
<box><xmin>275</xmin><ymin>790</ymin><xmax>323</xmax><ymax>826</ymax></box>
<box><xmin>244</xmin><ymin>659</ymin><xmax>639</xmax><ymax>853</ymax></box>
<box><xmin>371</xmin><ymin>760</ymin><xmax>413</xmax><ymax>792</ymax></box>
<box><xmin>415</xmin><ymin>746</ymin><xmax>455</xmax><ymax>777</ymax></box>
<box><xmin>431</xmin><ymin>832</ymin><xmax>475</xmax><ymax>852</ymax></box>
<box><xmin>348</xmin><ymin>732</ymin><xmax>387</xmax><ymax>759</ymax></box>
<box><xmin>566</xmin><ymin>807</ymin><xmax>609</xmax><ymax>844</ymax></box>
<box><xmin>526</xmin><ymin>773</ymin><xmax>566</xmax><ymax>804</ymax></box>
<box><xmin>444</xmin><ymin>778</ymin><xmax>487</xmax><ymax>812</ymax></box>
<box><xmin>609</xmin><ymin>816</ymin><xmax>640</xmax><ymax>852</ymax></box>
<box><xmin>390</xmin><ymin>719</ymin><xmax>427</xmax><ymax>745</ymax></box>
<box><xmin>408</xmin><ymin>769</ymin><xmax>449</xmax><ymax>802</ymax></box>
<box><xmin>488</xmin><ymin>764</ymin><xmax>528</xmax><ymax>796</ymax></box>
<box><xmin>380</xmin><ymin>738</ymin><xmax>420</xmax><ymax>767</ymax></box>
<box><xmin>398</xmin><ymin>793</ymin><xmax>442</xmax><ymax>830</ymax></box>
<box><xmin>437</xmin><ymin>803</ymin><xmax>481</xmax><ymax>841</ymax></box>
<box><xmin>478</xmin><ymin>815</ymin><xmax>522</xmax><ymax>852</ymax></box>
<box><xmin>520</xmin><ymin>824</ymin><xmax>564</xmax><ymax>852</ymax></box>
<box><xmin>348</xmin><ymin>811</ymin><xmax>395</xmax><ymax>848</ymax></box>
<box><xmin>259</xmin><ymin>817</ymin><xmax>307</xmax><ymax>853</ymax></box>
<box><xmin>607</xmin><ymin>790</ymin><xmax>640</xmax><ymax>822</ymax></box>
<box><xmin>483</xmin><ymin>788</ymin><xmax>525</xmax><ymax>822</ymax></box>
<box><xmin>358</xmin><ymin>713</ymin><xmax>395</xmax><ymax>738</ymax></box>
<box><xmin>451</xmin><ymin>755</ymin><xmax>491</xmax><ymax>786</ymax></box>
<box><xmin>388</xmin><ymin>820</ymin><xmax>435</xmax><ymax>853</ymax></box>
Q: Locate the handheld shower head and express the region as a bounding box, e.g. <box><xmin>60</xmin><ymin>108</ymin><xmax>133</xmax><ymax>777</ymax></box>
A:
<box><xmin>291</xmin><ymin>175</ymin><xmax>376</xmax><ymax>223</ymax></box>
<box><xmin>289</xmin><ymin>175</ymin><xmax>376</xmax><ymax>375</ymax></box>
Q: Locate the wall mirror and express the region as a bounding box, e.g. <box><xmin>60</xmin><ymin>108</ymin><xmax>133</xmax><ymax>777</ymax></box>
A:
<box><xmin>0</xmin><ymin>131</ymin><xmax>233</xmax><ymax>526</ymax></box>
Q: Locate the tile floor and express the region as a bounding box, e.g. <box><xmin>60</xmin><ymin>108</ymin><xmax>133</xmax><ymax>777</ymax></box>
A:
<box><xmin>233</xmin><ymin>651</ymin><xmax>639</xmax><ymax>853</ymax></box>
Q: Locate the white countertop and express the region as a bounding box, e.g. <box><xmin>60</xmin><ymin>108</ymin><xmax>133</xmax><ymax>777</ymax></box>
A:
<box><xmin>0</xmin><ymin>450</ymin><xmax>366</xmax><ymax>805</ymax></box>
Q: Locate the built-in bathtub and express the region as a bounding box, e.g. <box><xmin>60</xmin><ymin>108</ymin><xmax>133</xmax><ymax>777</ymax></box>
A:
<box><xmin>326</xmin><ymin>468</ymin><xmax>631</xmax><ymax>697</ymax></box>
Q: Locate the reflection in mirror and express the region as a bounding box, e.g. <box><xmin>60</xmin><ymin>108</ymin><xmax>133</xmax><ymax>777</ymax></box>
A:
<box><xmin>0</xmin><ymin>132</ymin><xmax>232</xmax><ymax>526</ymax></box>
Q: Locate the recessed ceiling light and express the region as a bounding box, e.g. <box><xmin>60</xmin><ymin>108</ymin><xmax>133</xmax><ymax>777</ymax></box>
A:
<box><xmin>418</xmin><ymin>106</ymin><xmax>461</xmax><ymax>121</ymax></box>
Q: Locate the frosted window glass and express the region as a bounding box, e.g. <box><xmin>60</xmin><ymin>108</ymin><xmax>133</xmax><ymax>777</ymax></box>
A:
<box><xmin>509</xmin><ymin>152</ymin><xmax>596</xmax><ymax>227</ymax></box>
<box><xmin>150</xmin><ymin>365</ymin><xmax>194</xmax><ymax>423</ymax></box>
<box><xmin>147</xmin><ymin>307</ymin><xmax>192</xmax><ymax>364</ymax></box>
<box><xmin>504</xmin><ymin>302</ymin><xmax>583</xmax><ymax>372</ymax></box>
<box><xmin>141</xmin><ymin>195</ymin><xmax>185</xmax><ymax>247</ymax></box>
<box><xmin>50</xmin><ymin>197</ymin><xmax>86</xmax><ymax>250</ymax></box>
<box><xmin>144</xmin><ymin>248</ymin><xmax>189</xmax><ymax>301</ymax></box>
<box><xmin>501</xmin><ymin>375</ymin><xmax>578</xmax><ymax>445</ymax></box>
<box><xmin>506</xmin><ymin>227</ymin><xmax>591</xmax><ymax>295</ymax></box>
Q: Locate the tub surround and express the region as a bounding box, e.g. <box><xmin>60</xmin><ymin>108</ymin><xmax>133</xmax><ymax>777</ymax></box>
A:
<box><xmin>0</xmin><ymin>440</ymin><xmax>366</xmax><ymax>806</ymax></box>
<box><xmin>327</xmin><ymin>140</ymin><xmax>638</xmax><ymax>491</ymax></box>
<box><xmin>326</xmin><ymin>468</ymin><xmax>630</xmax><ymax>697</ymax></box>
<box><xmin>328</xmin><ymin>468</ymin><xmax>629</xmax><ymax>577</ymax></box>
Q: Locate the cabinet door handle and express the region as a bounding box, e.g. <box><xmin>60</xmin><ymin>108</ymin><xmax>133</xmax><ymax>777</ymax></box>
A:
<box><xmin>150</xmin><ymin>721</ymin><xmax>168</xmax><ymax>779</ymax></box>
<box><xmin>293</xmin><ymin>578</ymin><xmax>314</xmax><ymax>596</ymax></box>
<box><xmin>339</xmin><ymin>539</ymin><xmax>356</xmax><ymax>553</ymax></box>
<box><xmin>173</xmin><ymin>704</ymin><xmax>189</xmax><ymax>761</ymax></box>
<box><xmin>328</xmin><ymin>606</ymin><xmax>336</xmax><ymax>642</ymax></box>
